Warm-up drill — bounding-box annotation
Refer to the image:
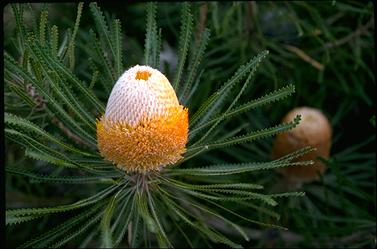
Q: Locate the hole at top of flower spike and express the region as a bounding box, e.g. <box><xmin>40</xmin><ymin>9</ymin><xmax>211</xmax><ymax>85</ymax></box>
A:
<box><xmin>135</xmin><ymin>70</ymin><xmax>152</xmax><ymax>81</ymax></box>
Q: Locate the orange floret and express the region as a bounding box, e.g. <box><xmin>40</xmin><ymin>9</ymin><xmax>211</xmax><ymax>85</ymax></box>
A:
<box><xmin>97</xmin><ymin>106</ymin><xmax>188</xmax><ymax>173</ymax></box>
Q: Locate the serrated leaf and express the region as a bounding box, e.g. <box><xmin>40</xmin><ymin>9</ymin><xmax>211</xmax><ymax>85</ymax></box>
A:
<box><xmin>189</xmin><ymin>50</ymin><xmax>269</xmax><ymax>128</ymax></box>
<box><xmin>28</xmin><ymin>36</ymin><xmax>105</xmax><ymax>112</ymax></box>
<box><xmin>39</xmin><ymin>9</ymin><xmax>48</xmax><ymax>45</ymax></box>
<box><xmin>90</xmin><ymin>29</ymin><xmax>116</xmax><ymax>84</ymax></box>
<box><xmin>207</xmin><ymin>199</ymin><xmax>287</xmax><ymax>230</ymax></box>
<box><xmin>130</xmin><ymin>213</ymin><xmax>142</xmax><ymax>248</ymax></box>
<box><xmin>146</xmin><ymin>189</ymin><xmax>172</xmax><ymax>247</ymax></box>
<box><xmin>101</xmin><ymin>196</ymin><xmax>117</xmax><ymax>248</ymax></box>
<box><xmin>144</xmin><ymin>2</ymin><xmax>159</xmax><ymax>67</ymax></box>
<box><xmin>6</xmin><ymin>184</ymin><xmax>119</xmax><ymax>218</ymax></box>
<box><xmin>11</xmin><ymin>4</ymin><xmax>27</xmax><ymax>50</ymax></box>
<box><xmin>178</xmin><ymin>187</ymin><xmax>277</xmax><ymax>206</ymax></box>
<box><xmin>268</xmin><ymin>192</ymin><xmax>306</xmax><ymax>198</ymax></box>
<box><xmin>167</xmin><ymin>153</ymin><xmax>314</xmax><ymax>177</ymax></box>
<box><xmin>136</xmin><ymin>193</ymin><xmax>157</xmax><ymax>234</ymax></box>
<box><xmin>112</xmin><ymin>192</ymin><xmax>135</xmax><ymax>247</ymax></box>
<box><xmin>5</xmin><ymin>80</ymin><xmax>36</xmax><ymax>107</ymax></box>
<box><xmin>112</xmin><ymin>19</ymin><xmax>123</xmax><ymax>77</ymax></box>
<box><xmin>173</xmin><ymin>2</ymin><xmax>193</xmax><ymax>91</ymax></box>
<box><xmin>50</xmin><ymin>25</ymin><xmax>59</xmax><ymax>56</ymax></box>
<box><xmin>67</xmin><ymin>2</ymin><xmax>84</xmax><ymax>70</ymax></box>
<box><xmin>6</xmin><ymin>166</ymin><xmax>119</xmax><ymax>184</ymax></box>
<box><xmin>26</xmin><ymin>36</ymin><xmax>100</xmax><ymax>130</ymax></box>
<box><xmin>180</xmin><ymin>28</ymin><xmax>210</xmax><ymax>102</ymax></box>
<box><xmin>6</xmin><ymin>214</ymin><xmax>43</xmax><ymax>226</ymax></box>
<box><xmin>186</xmin><ymin>200</ymin><xmax>250</xmax><ymax>242</ymax></box>
<box><xmin>5</xmin><ymin>129</ymin><xmax>79</xmax><ymax>168</ymax></box>
<box><xmin>19</xmin><ymin>203</ymin><xmax>104</xmax><ymax>248</ymax></box>
<box><xmin>4</xmin><ymin>54</ymin><xmax>98</xmax><ymax>147</ymax></box>
<box><xmin>51</xmin><ymin>209</ymin><xmax>103</xmax><ymax>248</ymax></box>
<box><xmin>159</xmin><ymin>193</ymin><xmax>241</xmax><ymax>248</ymax></box>
<box><xmin>192</xmin><ymin>61</ymin><xmax>256</xmax><ymax>145</ymax></box>
<box><xmin>89</xmin><ymin>2</ymin><xmax>116</xmax><ymax>63</ymax></box>
<box><xmin>188</xmin><ymin>114</ymin><xmax>301</xmax><ymax>154</ymax></box>
<box><xmin>5</xmin><ymin>112</ymin><xmax>95</xmax><ymax>157</ymax></box>
<box><xmin>190</xmin><ymin>84</ymin><xmax>296</xmax><ymax>136</ymax></box>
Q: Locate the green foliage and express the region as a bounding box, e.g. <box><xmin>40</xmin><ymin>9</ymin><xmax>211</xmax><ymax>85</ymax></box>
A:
<box><xmin>144</xmin><ymin>2</ymin><xmax>159</xmax><ymax>68</ymax></box>
<box><xmin>4</xmin><ymin>2</ymin><xmax>375</xmax><ymax>249</ymax></box>
<box><xmin>172</xmin><ymin>2</ymin><xmax>193</xmax><ymax>91</ymax></box>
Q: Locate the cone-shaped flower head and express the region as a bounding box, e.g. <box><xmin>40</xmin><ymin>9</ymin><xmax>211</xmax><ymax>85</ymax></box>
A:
<box><xmin>272</xmin><ymin>106</ymin><xmax>332</xmax><ymax>183</ymax></box>
<box><xmin>96</xmin><ymin>65</ymin><xmax>188</xmax><ymax>173</ymax></box>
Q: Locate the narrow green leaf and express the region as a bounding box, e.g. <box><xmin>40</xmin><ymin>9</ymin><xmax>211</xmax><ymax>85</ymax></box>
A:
<box><xmin>6</xmin><ymin>166</ymin><xmax>119</xmax><ymax>184</ymax></box>
<box><xmin>89</xmin><ymin>2</ymin><xmax>116</xmax><ymax>61</ymax></box>
<box><xmin>57</xmin><ymin>28</ymin><xmax>70</xmax><ymax>58</ymax></box>
<box><xmin>27</xmin><ymin>35</ymin><xmax>105</xmax><ymax>115</ymax></box>
<box><xmin>50</xmin><ymin>25</ymin><xmax>59</xmax><ymax>56</ymax></box>
<box><xmin>146</xmin><ymin>189</ymin><xmax>172</xmax><ymax>247</ymax></box>
<box><xmin>79</xmin><ymin>227</ymin><xmax>100</xmax><ymax>248</ymax></box>
<box><xmin>239</xmin><ymin>201</ymin><xmax>281</xmax><ymax>220</ymax></box>
<box><xmin>268</xmin><ymin>192</ymin><xmax>306</xmax><ymax>198</ymax></box>
<box><xmin>19</xmin><ymin>202</ymin><xmax>105</xmax><ymax>248</ymax></box>
<box><xmin>112</xmin><ymin>194</ymin><xmax>136</xmax><ymax>247</ymax></box>
<box><xmin>189</xmin><ymin>50</ymin><xmax>269</xmax><ymax>128</ymax></box>
<box><xmin>172</xmin><ymin>185</ymin><xmax>277</xmax><ymax>206</ymax></box>
<box><xmin>185</xmin><ymin>199</ymin><xmax>249</xmax><ymax>242</ymax></box>
<box><xmin>144</xmin><ymin>2</ymin><xmax>158</xmax><ymax>67</ymax></box>
<box><xmin>170</xmin><ymin>214</ymin><xmax>194</xmax><ymax>248</ymax></box>
<box><xmin>11</xmin><ymin>4</ymin><xmax>26</xmax><ymax>50</ymax></box>
<box><xmin>89</xmin><ymin>70</ymin><xmax>100</xmax><ymax>90</ymax></box>
<box><xmin>173</xmin><ymin>2</ymin><xmax>193</xmax><ymax>91</ymax></box>
<box><xmin>39</xmin><ymin>9</ymin><xmax>48</xmax><ymax>46</ymax></box>
<box><xmin>180</xmin><ymin>28</ymin><xmax>210</xmax><ymax>102</ymax></box>
<box><xmin>4</xmin><ymin>54</ymin><xmax>98</xmax><ymax>146</ymax></box>
<box><xmin>67</xmin><ymin>2</ymin><xmax>84</xmax><ymax>70</ymax></box>
<box><xmin>136</xmin><ymin>193</ymin><xmax>157</xmax><ymax>234</ymax></box>
<box><xmin>130</xmin><ymin>213</ymin><xmax>142</xmax><ymax>248</ymax></box>
<box><xmin>90</xmin><ymin>29</ymin><xmax>116</xmax><ymax>84</ymax></box>
<box><xmin>51</xmin><ymin>209</ymin><xmax>103</xmax><ymax>248</ymax></box>
<box><xmin>111</xmin><ymin>189</ymin><xmax>133</xmax><ymax>232</ymax></box>
<box><xmin>274</xmin><ymin>146</ymin><xmax>315</xmax><ymax>162</ymax></box>
<box><xmin>192</xmin><ymin>65</ymin><xmax>255</xmax><ymax>145</ymax></box>
<box><xmin>5</xmin><ymin>113</ymin><xmax>95</xmax><ymax>158</ymax></box>
<box><xmin>6</xmin><ymin>184</ymin><xmax>119</xmax><ymax>219</ymax></box>
<box><xmin>164</xmin><ymin>178</ymin><xmax>263</xmax><ymax>190</ymax></box>
<box><xmin>185</xmin><ymin>69</ymin><xmax>204</xmax><ymax>102</ymax></box>
<box><xmin>167</xmin><ymin>160</ymin><xmax>313</xmax><ymax>177</ymax></box>
<box><xmin>188</xmin><ymin>114</ymin><xmax>301</xmax><ymax>153</ymax></box>
<box><xmin>190</xmin><ymin>84</ymin><xmax>296</xmax><ymax>135</ymax></box>
<box><xmin>6</xmin><ymin>214</ymin><xmax>43</xmax><ymax>226</ymax></box>
<box><xmin>208</xmin><ymin>199</ymin><xmax>288</xmax><ymax>230</ymax></box>
<box><xmin>159</xmin><ymin>192</ymin><xmax>241</xmax><ymax>248</ymax></box>
<box><xmin>155</xmin><ymin>28</ymin><xmax>162</xmax><ymax>69</ymax></box>
<box><xmin>5</xmin><ymin>129</ymin><xmax>79</xmax><ymax>168</ymax></box>
<box><xmin>101</xmin><ymin>196</ymin><xmax>117</xmax><ymax>248</ymax></box>
<box><xmin>112</xmin><ymin>19</ymin><xmax>123</xmax><ymax>77</ymax></box>
<box><xmin>30</xmin><ymin>38</ymin><xmax>105</xmax><ymax>112</ymax></box>
<box><xmin>27</xmin><ymin>39</ymin><xmax>96</xmax><ymax>132</ymax></box>
<box><xmin>5</xmin><ymin>80</ymin><xmax>36</xmax><ymax>107</ymax></box>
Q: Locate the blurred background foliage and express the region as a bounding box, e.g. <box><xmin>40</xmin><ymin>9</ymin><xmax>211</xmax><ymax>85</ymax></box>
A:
<box><xmin>4</xmin><ymin>1</ymin><xmax>375</xmax><ymax>248</ymax></box>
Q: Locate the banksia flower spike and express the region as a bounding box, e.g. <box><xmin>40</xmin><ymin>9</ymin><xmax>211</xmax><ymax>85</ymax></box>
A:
<box><xmin>272</xmin><ymin>106</ymin><xmax>332</xmax><ymax>183</ymax></box>
<box><xmin>96</xmin><ymin>65</ymin><xmax>189</xmax><ymax>173</ymax></box>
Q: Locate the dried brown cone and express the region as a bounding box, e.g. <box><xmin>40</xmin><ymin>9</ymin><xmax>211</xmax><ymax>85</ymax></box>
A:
<box><xmin>272</xmin><ymin>106</ymin><xmax>332</xmax><ymax>184</ymax></box>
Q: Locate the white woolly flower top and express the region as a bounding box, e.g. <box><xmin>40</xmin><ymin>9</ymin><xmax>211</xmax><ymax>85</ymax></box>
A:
<box><xmin>105</xmin><ymin>65</ymin><xmax>179</xmax><ymax>126</ymax></box>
